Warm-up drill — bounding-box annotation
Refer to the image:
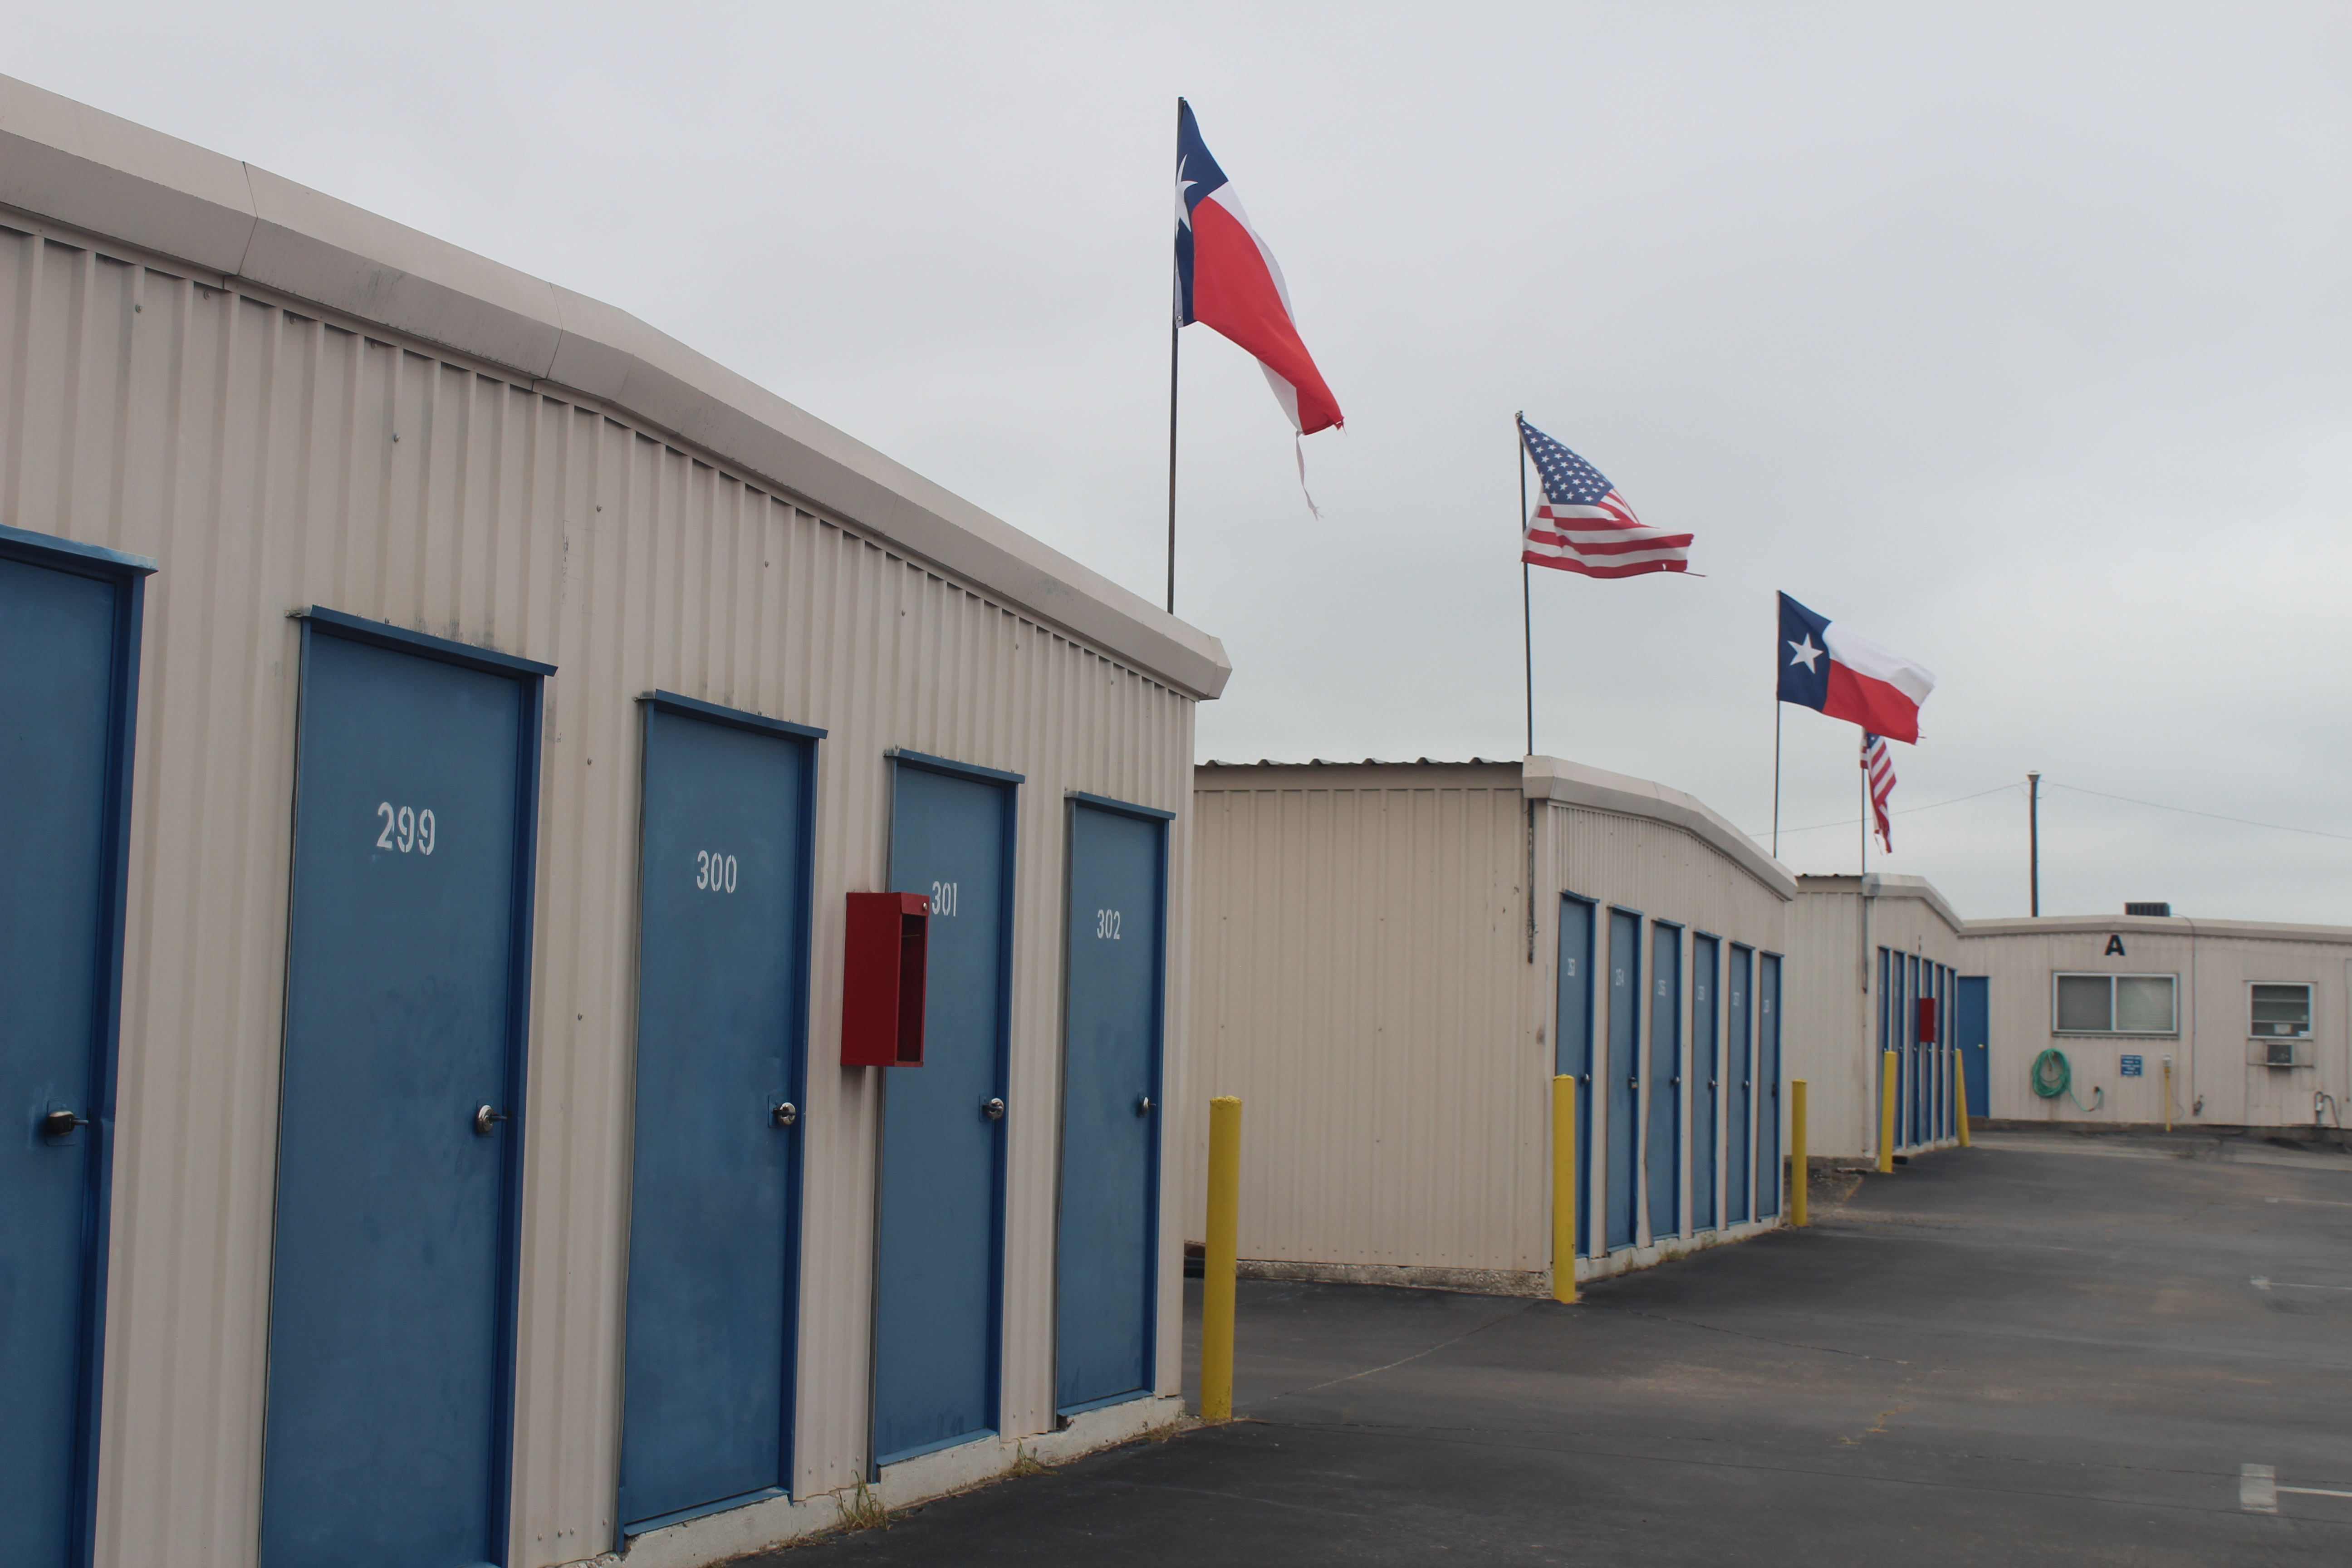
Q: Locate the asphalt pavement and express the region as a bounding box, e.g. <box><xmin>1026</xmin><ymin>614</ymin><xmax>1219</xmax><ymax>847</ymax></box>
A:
<box><xmin>772</xmin><ymin>1126</ymin><xmax>2352</xmax><ymax>1565</ymax></box>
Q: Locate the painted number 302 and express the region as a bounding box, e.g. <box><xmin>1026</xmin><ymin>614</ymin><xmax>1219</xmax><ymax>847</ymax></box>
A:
<box><xmin>1094</xmin><ymin>909</ymin><xmax>1122</xmax><ymax>940</ymax></box>
<box><xmin>374</xmin><ymin>802</ymin><xmax>435</xmax><ymax>855</ymax></box>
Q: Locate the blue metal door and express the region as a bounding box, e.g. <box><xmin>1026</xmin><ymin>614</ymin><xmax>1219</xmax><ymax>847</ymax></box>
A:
<box><xmin>262</xmin><ymin>616</ymin><xmax>545</xmax><ymax>1568</ymax></box>
<box><xmin>1725</xmin><ymin>947</ymin><xmax>1751</xmax><ymax>1224</ymax></box>
<box><xmin>1606</xmin><ymin>910</ymin><xmax>1641</xmax><ymax>1251</ymax></box>
<box><xmin>1957</xmin><ymin>975</ymin><xmax>1989</xmax><ymax>1126</ymax></box>
<box><xmin>1646</xmin><ymin>925</ymin><xmax>1682</xmax><ymax>1241</ymax></box>
<box><xmin>0</xmin><ymin>534</ymin><xmax>147</xmax><ymax>1568</ymax></box>
<box><xmin>620</xmin><ymin>698</ymin><xmax>819</xmax><ymax>1531</ymax></box>
<box><xmin>1907</xmin><ymin>956</ymin><xmax>1925</xmax><ymax>1146</ymax></box>
<box><xmin>876</xmin><ymin>755</ymin><xmax>1016</xmax><ymax>1464</ymax></box>
<box><xmin>1690</xmin><ymin>936</ymin><xmax>1718</xmax><ymax>1232</ymax></box>
<box><xmin>1055</xmin><ymin>798</ymin><xmax>1167</xmax><ymax>1416</ymax></box>
<box><xmin>1757</xmin><ymin>954</ymin><xmax>1783</xmax><ymax>1217</ymax></box>
<box><xmin>1554</xmin><ymin>897</ymin><xmax>1596</xmax><ymax>1258</ymax></box>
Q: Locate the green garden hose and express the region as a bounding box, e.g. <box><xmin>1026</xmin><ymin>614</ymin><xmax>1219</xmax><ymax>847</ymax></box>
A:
<box><xmin>2031</xmin><ymin>1047</ymin><xmax>2104</xmax><ymax>1113</ymax></box>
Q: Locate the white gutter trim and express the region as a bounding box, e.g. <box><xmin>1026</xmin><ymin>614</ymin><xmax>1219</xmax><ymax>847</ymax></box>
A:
<box><xmin>1521</xmin><ymin>755</ymin><xmax>1798</xmax><ymax>901</ymax></box>
<box><xmin>0</xmin><ymin>74</ymin><xmax>1232</xmax><ymax>701</ymax></box>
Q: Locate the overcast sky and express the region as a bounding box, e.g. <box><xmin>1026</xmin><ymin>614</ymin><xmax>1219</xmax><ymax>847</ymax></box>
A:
<box><xmin>11</xmin><ymin>4</ymin><xmax>2349</xmax><ymax>923</ymax></box>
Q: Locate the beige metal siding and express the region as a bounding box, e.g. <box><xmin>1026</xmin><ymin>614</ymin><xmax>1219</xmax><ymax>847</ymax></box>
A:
<box><xmin>1186</xmin><ymin>768</ymin><xmax>1533</xmax><ymax>1271</ymax></box>
<box><xmin>1958</xmin><ymin>921</ymin><xmax>2352</xmax><ymax>1127</ymax></box>
<box><xmin>1535</xmin><ymin>801</ymin><xmax>1792</xmax><ymax>1243</ymax></box>
<box><xmin>0</xmin><ymin>223</ymin><xmax>1196</xmax><ymax>1568</ymax></box>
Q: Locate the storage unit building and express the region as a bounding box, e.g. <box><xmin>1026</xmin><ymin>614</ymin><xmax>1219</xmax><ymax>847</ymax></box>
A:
<box><xmin>1783</xmin><ymin>874</ymin><xmax>1968</xmax><ymax>1164</ymax></box>
<box><xmin>1958</xmin><ymin>912</ymin><xmax>2352</xmax><ymax>1134</ymax></box>
<box><xmin>0</xmin><ymin>76</ymin><xmax>1225</xmax><ymax>1568</ymax></box>
<box><xmin>1186</xmin><ymin>756</ymin><xmax>1795</xmax><ymax>1294</ymax></box>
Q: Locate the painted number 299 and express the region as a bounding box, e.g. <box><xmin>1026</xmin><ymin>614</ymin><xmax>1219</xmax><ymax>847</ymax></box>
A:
<box><xmin>374</xmin><ymin>802</ymin><xmax>436</xmax><ymax>855</ymax></box>
<box><xmin>1094</xmin><ymin>908</ymin><xmax>1122</xmax><ymax>940</ymax></box>
<box><xmin>696</xmin><ymin>851</ymin><xmax>738</xmax><ymax>892</ymax></box>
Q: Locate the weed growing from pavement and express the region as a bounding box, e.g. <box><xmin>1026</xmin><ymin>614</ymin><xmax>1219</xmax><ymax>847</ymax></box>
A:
<box><xmin>835</xmin><ymin>1480</ymin><xmax>889</xmax><ymax>1532</ymax></box>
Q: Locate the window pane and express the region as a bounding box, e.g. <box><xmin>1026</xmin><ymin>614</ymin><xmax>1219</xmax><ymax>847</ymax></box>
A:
<box><xmin>2251</xmin><ymin>984</ymin><xmax>2311</xmax><ymax>1036</ymax></box>
<box><xmin>2056</xmin><ymin>974</ymin><xmax>2111</xmax><ymax>1032</ymax></box>
<box><xmin>2115</xmin><ymin>975</ymin><xmax>2175</xmax><ymax>1034</ymax></box>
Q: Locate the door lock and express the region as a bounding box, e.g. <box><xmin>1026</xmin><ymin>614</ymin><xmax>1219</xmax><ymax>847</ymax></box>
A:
<box><xmin>981</xmin><ymin>1097</ymin><xmax>1006</xmax><ymax>1121</ymax></box>
<box><xmin>1135</xmin><ymin>1095</ymin><xmax>1154</xmax><ymax>1117</ymax></box>
<box><xmin>473</xmin><ymin>1104</ymin><xmax>510</xmax><ymax>1136</ymax></box>
<box><xmin>772</xmin><ymin>1102</ymin><xmax>799</xmax><ymax>1128</ymax></box>
<box><xmin>40</xmin><ymin>1108</ymin><xmax>88</xmax><ymax>1142</ymax></box>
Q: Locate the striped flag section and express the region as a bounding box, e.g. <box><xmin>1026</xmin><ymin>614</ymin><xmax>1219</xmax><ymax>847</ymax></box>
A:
<box><xmin>1517</xmin><ymin>416</ymin><xmax>1691</xmax><ymax>578</ymax></box>
<box><xmin>1863</xmin><ymin>732</ymin><xmax>1896</xmax><ymax>850</ymax></box>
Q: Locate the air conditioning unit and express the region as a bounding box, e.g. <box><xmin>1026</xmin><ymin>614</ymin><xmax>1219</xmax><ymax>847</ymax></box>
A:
<box><xmin>2264</xmin><ymin>1038</ymin><xmax>2298</xmax><ymax>1068</ymax></box>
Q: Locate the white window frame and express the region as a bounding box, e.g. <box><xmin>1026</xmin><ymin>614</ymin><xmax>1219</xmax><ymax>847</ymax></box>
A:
<box><xmin>2248</xmin><ymin>981</ymin><xmax>2313</xmax><ymax>1041</ymax></box>
<box><xmin>2050</xmin><ymin>971</ymin><xmax>2179</xmax><ymax>1037</ymax></box>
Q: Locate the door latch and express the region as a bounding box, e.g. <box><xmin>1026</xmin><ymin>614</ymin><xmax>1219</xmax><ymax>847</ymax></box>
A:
<box><xmin>473</xmin><ymin>1104</ymin><xmax>510</xmax><ymax>1136</ymax></box>
<box><xmin>40</xmin><ymin>1108</ymin><xmax>88</xmax><ymax>1142</ymax></box>
<box><xmin>1135</xmin><ymin>1095</ymin><xmax>1154</xmax><ymax>1117</ymax></box>
<box><xmin>981</xmin><ymin>1097</ymin><xmax>1006</xmax><ymax>1121</ymax></box>
<box><xmin>772</xmin><ymin>1102</ymin><xmax>799</xmax><ymax>1128</ymax></box>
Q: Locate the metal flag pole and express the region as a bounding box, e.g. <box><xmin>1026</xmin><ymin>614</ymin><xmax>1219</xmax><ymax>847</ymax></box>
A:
<box><xmin>1772</xmin><ymin>617</ymin><xmax>1783</xmax><ymax>858</ymax></box>
<box><xmin>1859</xmin><ymin>750</ymin><xmax>1867</xmax><ymax>875</ymax></box>
<box><xmin>2027</xmin><ymin>770</ymin><xmax>2041</xmax><ymax>916</ymax></box>
<box><xmin>1519</xmin><ymin>414</ymin><xmax>1533</xmax><ymax>758</ymax></box>
<box><xmin>1166</xmin><ymin>98</ymin><xmax>1184</xmax><ymax>616</ymax></box>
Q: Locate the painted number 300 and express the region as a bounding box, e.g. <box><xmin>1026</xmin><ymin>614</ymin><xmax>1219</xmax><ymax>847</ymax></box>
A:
<box><xmin>1094</xmin><ymin>909</ymin><xmax>1122</xmax><ymax>940</ymax></box>
<box><xmin>696</xmin><ymin>851</ymin><xmax>739</xmax><ymax>892</ymax></box>
<box><xmin>374</xmin><ymin>802</ymin><xmax>436</xmax><ymax>855</ymax></box>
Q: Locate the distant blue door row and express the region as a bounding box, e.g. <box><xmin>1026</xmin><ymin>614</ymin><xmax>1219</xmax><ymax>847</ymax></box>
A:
<box><xmin>1558</xmin><ymin>896</ymin><xmax>1786</xmax><ymax>1257</ymax></box>
<box><xmin>0</xmin><ymin>524</ymin><xmax>1169</xmax><ymax>1568</ymax></box>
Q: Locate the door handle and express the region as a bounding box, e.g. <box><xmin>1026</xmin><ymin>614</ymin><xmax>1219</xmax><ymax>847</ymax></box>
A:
<box><xmin>1671</xmin><ymin>1076</ymin><xmax>1681</xmax><ymax>1087</ymax></box>
<box><xmin>1135</xmin><ymin>1095</ymin><xmax>1154</xmax><ymax>1117</ymax></box>
<box><xmin>981</xmin><ymin>1097</ymin><xmax>1006</xmax><ymax>1121</ymax></box>
<box><xmin>1708</xmin><ymin>1078</ymin><xmax>1717</xmax><ymax>1089</ymax></box>
<box><xmin>1629</xmin><ymin>1078</ymin><xmax>1640</xmax><ymax>1089</ymax></box>
<box><xmin>773</xmin><ymin>1102</ymin><xmax>799</xmax><ymax>1128</ymax></box>
<box><xmin>473</xmin><ymin>1104</ymin><xmax>510</xmax><ymax>1136</ymax></box>
<box><xmin>40</xmin><ymin>1109</ymin><xmax>88</xmax><ymax>1142</ymax></box>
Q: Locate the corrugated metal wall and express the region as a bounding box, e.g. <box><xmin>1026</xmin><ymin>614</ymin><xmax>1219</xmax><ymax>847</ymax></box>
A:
<box><xmin>1783</xmin><ymin>882</ymin><xmax>1964</xmax><ymax>1158</ymax></box>
<box><xmin>0</xmin><ymin>221</ymin><xmax>1196</xmax><ymax>1568</ymax></box>
<box><xmin>1535</xmin><ymin>799</ymin><xmax>1791</xmax><ymax>1245</ymax></box>
<box><xmin>1185</xmin><ymin>765</ymin><xmax>1534</xmax><ymax>1271</ymax></box>
<box><xmin>1957</xmin><ymin>924</ymin><xmax>2352</xmax><ymax>1126</ymax></box>
<box><xmin>1183</xmin><ymin>763</ymin><xmax>1793</xmax><ymax>1279</ymax></box>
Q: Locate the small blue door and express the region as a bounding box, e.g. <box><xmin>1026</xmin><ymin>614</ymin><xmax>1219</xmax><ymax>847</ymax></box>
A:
<box><xmin>1555</xmin><ymin>897</ymin><xmax>1596</xmax><ymax>1258</ymax></box>
<box><xmin>875</xmin><ymin>756</ymin><xmax>1016</xmax><ymax>1465</ymax></box>
<box><xmin>1605</xmin><ymin>910</ymin><xmax>1641</xmax><ymax>1251</ymax></box>
<box><xmin>1726</xmin><ymin>946</ymin><xmax>1751</xmax><ymax>1224</ymax></box>
<box><xmin>1690</xmin><ymin>936</ymin><xmax>1719</xmax><ymax>1232</ymax></box>
<box><xmin>1055</xmin><ymin>798</ymin><xmax>1168</xmax><ymax>1416</ymax></box>
<box><xmin>1957</xmin><ymin>975</ymin><xmax>1989</xmax><ymax>1125</ymax></box>
<box><xmin>1907</xmin><ymin>956</ymin><xmax>1926</xmax><ymax>1147</ymax></box>
<box><xmin>262</xmin><ymin>616</ymin><xmax>545</xmax><ymax>1568</ymax></box>
<box><xmin>620</xmin><ymin>698</ymin><xmax>818</xmax><ymax>1531</ymax></box>
<box><xmin>0</xmin><ymin>534</ymin><xmax>148</xmax><ymax>1568</ymax></box>
<box><xmin>1757</xmin><ymin>954</ymin><xmax>1783</xmax><ymax>1217</ymax></box>
<box><xmin>1646</xmin><ymin>924</ymin><xmax>1682</xmax><ymax>1241</ymax></box>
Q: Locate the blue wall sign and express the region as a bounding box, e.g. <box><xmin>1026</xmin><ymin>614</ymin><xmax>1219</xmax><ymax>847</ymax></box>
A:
<box><xmin>2120</xmin><ymin>1054</ymin><xmax>2144</xmax><ymax>1077</ymax></box>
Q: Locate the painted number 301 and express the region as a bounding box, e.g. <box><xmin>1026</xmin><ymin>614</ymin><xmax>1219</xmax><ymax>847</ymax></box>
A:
<box><xmin>374</xmin><ymin>802</ymin><xmax>436</xmax><ymax>855</ymax></box>
<box><xmin>696</xmin><ymin>851</ymin><xmax>739</xmax><ymax>893</ymax></box>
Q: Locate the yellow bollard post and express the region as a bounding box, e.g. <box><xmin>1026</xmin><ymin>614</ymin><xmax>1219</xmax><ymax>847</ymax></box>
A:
<box><xmin>1200</xmin><ymin>1095</ymin><xmax>1242</xmax><ymax>1423</ymax></box>
<box><xmin>1954</xmin><ymin>1051</ymin><xmax>1972</xmax><ymax>1147</ymax></box>
<box><xmin>1877</xmin><ymin>1050</ymin><xmax>1898</xmax><ymax>1174</ymax></box>
<box><xmin>1552</xmin><ymin>1075</ymin><xmax>1578</xmax><ymax>1303</ymax></box>
<box><xmin>1790</xmin><ymin>1080</ymin><xmax>1809</xmax><ymax>1227</ymax></box>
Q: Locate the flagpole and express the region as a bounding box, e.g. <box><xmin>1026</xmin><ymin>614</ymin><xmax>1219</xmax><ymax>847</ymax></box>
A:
<box><xmin>1166</xmin><ymin>98</ymin><xmax>1184</xmax><ymax>616</ymax></box>
<box><xmin>1518</xmin><ymin>414</ymin><xmax>1533</xmax><ymax>758</ymax></box>
<box><xmin>1859</xmin><ymin>750</ymin><xmax>1867</xmax><ymax>876</ymax></box>
<box><xmin>1772</xmin><ymin>701</ymin><xmax>1782</xmax><ymax>860</ymax></box>
<box><xmin>1165</xmin><ymin>312</ymin><xmax>1180</xmax><ymax>614</ymax></box>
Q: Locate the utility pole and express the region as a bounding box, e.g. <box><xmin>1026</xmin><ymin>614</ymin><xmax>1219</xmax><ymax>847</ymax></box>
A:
<box><xmin>2027</xmin><ymin>771</ymin><xmax>2041</xmax><ymax>917</ymax></box>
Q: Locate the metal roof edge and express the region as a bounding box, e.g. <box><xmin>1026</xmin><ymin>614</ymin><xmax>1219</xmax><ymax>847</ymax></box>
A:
<box><xmin>1959</xmin><ymin>913</ymin><xmax>2352</xmax><ymax>945</ymax></box>
<box><xmin>1797</xmin><ymin>872</ymin><xmax>1966</xmax><ymax>934</ymax></box>
<box><xmin>0</xmin><ymin>74</ymin><xmax>1231</xmax><ymax>701</ymax></box>
<box><xmin>1522</xmin><ymin>755</ymin><xmax>1798</xmax><ymax>902</ymax></box>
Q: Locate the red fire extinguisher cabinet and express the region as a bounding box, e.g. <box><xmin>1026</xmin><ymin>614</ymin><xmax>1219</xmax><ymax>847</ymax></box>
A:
<box><xmin>1916</xmin><ymin>996</ymin><xmax>1938</xmax><ymax>1044</ymax></box>
<box><xmin>843</xmin><ymin>892</ymin><xmax>929</xmax><ymax>1066</ymax></box>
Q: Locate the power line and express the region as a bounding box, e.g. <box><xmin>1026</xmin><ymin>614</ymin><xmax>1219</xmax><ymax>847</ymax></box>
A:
<box><xmin>2045</xmin><ymin>782</ymin><xmax>2352</xmax><ymax>844</ymax></box>
<box><xmin>1754</xmin><ymin>781</ymin><xmax>2021</xmax><ymax>840</ymax></box>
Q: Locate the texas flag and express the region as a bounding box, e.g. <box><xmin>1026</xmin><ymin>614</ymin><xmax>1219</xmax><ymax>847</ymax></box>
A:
<box><xmin>1777</xmin><ymin>592</ymin><xmax>1937</xmax><ymax>745</ymax></box>
<box><xmin>1174</xmin><ymin>101</ymin><xmax>1343</xmax><ymax>435</ymax></box>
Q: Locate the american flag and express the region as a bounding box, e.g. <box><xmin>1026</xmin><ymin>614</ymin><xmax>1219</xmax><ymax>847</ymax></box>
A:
<box><xmin>1517</xmin><ymin>416</ymin><xmax>1692</xmax><ymax>578</ymax></box>
<box><xmin>1862</xmin><ymin>732</ymin><xmax>1896</xmax><ymax>850</ymax></box>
